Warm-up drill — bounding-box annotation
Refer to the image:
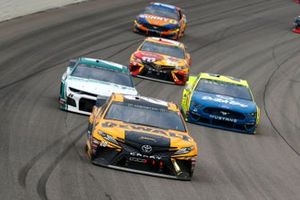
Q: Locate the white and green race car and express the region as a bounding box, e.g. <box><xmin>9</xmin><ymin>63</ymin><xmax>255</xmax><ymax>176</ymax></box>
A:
<box><xmin>59</xmin><ymin>57</ymin><xmax>138</xmax><ymax>115</ymax></box>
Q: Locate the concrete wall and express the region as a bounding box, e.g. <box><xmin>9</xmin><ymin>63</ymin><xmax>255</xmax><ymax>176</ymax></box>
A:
<box><xmin>0</xmin><ymin>0</ymin><xmax>85</xmax><ymax>21</ymax></box>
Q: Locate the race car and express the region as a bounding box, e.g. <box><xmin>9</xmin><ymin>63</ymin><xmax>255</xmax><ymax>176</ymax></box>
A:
<box><xmin>292</xmin><ymin>16</ymin><xmax>300</xmax><ymax>33</ymax></box>
<box><xmin>181</xmin><ymin>73</ymin><xmax>260</xmax><ymax>134</ymax></box>
<box><xmin>133</xmin><ymin>2</ymin><xmax>187</xmax><ymax>40</ymax></box>
<box><xmin>86</xmin><ymin>93</ymin><xmax>198</xmax><ymax>180</ymax></box>
<box><xmin>129</xmin><ymin>37</ymin><xmax>191</xmax><ymax>85</ymax></box>
<box><xmin>59</xmin><ymin>57</ymin><xmax>138</xmax><ymax>115</ymax></box>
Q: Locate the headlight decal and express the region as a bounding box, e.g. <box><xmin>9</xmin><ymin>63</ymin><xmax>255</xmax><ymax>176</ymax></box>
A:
<box><xmin>98</xmin><ymin>131</ymin><xmax>119</xmax><ymax>145</ymax></box>
<box><xmin>174</xmin><ymin>146</ymin><xmax>194</xmax><ymax>155</ymax></box>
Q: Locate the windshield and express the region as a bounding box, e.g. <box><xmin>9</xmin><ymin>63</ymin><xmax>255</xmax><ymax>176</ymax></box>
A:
<box><xmin>196</xmin><ymin>79</ymin><xmax>253</xmax><ymax>101</ymax></box>
<box><xmin>144</xmin><ymin>5</ymin><xmax>179</xmax><ymax>20</ymax></box>
<box><xmin>140</xmin><ymin>41</ymin><xmax>185</xmax><ymax>59</ymax></box>
<box><xmin>71</xmin><ymin>63</ymin><xmax>134</xmax><ymax>87</ymax></box>
<box><xmin>105</xmin><ymin>102</ymin><xmax>186</xmax><ymax>132</ymax></box>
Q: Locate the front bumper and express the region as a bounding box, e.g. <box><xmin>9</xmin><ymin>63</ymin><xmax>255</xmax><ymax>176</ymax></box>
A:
<box><xmin>186</xmin><ymin>107</ymin><xmax>257</xmax><ymax>134</ymax></box>
<box><xmin>129</xmin><ymin>62</ymin><xmax>188</xmax><ymax>85</ymax></box>
<box><xmin>133</xmin><ymin>20</ymin><xmax>179</xmax><ymax>39</ymax></box>
<box><xmin>292</xmin><ymin>27</ymin><xmax>300</xmax><ymax>33</ymax></box>
<box><xmin>59</xmin><ymin>86</ymin><xmax>107</xmax><ymax>115</ymax></box>
<box><xmin>87</xmin><ymin>139</ymin><xmax>196</xmax><ymax>180</ymax></box>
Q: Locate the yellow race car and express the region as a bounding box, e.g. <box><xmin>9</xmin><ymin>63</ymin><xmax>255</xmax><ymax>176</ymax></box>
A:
<box><xmin>86</xmin><ymin>93</ymin><xmax>198</xmax><ymax>180</ymax></box>
<box><xmin>129</xmin><ymin>37</ymin><xmax>191</xmax><ymax>85</ymax></box>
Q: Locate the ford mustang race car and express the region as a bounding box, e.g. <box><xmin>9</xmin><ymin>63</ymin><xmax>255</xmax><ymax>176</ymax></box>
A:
<box><xmin>59</xmin><ymin>57</ymin><xmax>138</xmax><ymax>115</ymax></box>
<box><xmin>292</xmin><ymin>16</ymin><xmax>300</xmax><ymax>33</ymax></box>
<box><xmin>86</xmin><ymin>93</ymin><xmax>198</xmax><ymax>180</ymax></box>
<box><xmin>181</xmin><ymin>73</ymin><xmax>260</xmax><ymax>134</ymax></box>
<box><xmin>129</xmin><ymin>37</ymin><xmax>191</xmax><ymax>85</ymax></box>
<box><xmin>133</xmin><ymin>2</ymin><xmax>187</xmax><ymax>40</ymax></box>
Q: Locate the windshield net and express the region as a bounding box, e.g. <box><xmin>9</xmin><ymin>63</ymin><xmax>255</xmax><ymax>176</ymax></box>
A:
<box><xmin>105</xmin><ymin>102</ymin><xmax>186</xmax><ymax>131</ymax></box>
<box><xmin>71</xmin><ymin>63</ymin><xmax>133</xmax><ymax>87</ymax></box>
<box><xmin>196</xmin><ymin>79</ymin><xmax>252</xmax><ymax>101</ymax></box>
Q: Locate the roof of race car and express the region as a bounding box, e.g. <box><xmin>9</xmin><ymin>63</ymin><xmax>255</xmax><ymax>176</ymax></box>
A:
<box><xmin>78</xmin><ymin>57</ymin><xmax>129</xmax><ymax>73</ymax></box>
<box><xmin>199</xmin><ymin>73</ymin><xmax>249</xmax><ymax>87</ymax></box>
<box><xmin>111</xmin><ymin>93</ymin><xmax>179</xmax><ymax>111</ymax></box>
<box><xmin>145</xmin><ymin>37</ymin><xmax>184</xmax><ymax>48</ymax></box>
<box><xmin>150</xmin><ymin>2</ymin><xmax>178</xmax><ymax>10</ymax></box>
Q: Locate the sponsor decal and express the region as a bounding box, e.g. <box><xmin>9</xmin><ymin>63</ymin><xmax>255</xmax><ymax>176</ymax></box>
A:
<box><xmin>101</xmin><ymin>121</ymin><xmax>190</xmax><ymax>141</ymax></box>
<box><xmin>130</xmin><ymin>152</ymin><xmax>162</xmax><ymax>160</ymax></box>
<box><xmin>209</xmin><ymin>114</ymin><xmax>237</xmax><ymax>123</ymax></box>
<box><xmin>201</xmin><ymin>95</ymin><xmax>248</xmax><ymax>108</ymax></box>
<box><xmin>123</xmin><ymin>95</ymin><xmax>168</xmax><ymax>106</ymax></box>
<box><xmin>142</xmin><ymin>56</ymin><xmax>157</xmax><ymax>63</ymax></box>
<box><xmin>139</xmin><ymin>136</ymin><xmax>157</xmax><ymax>142</ymax></box>
<box><xmin>140</xmin><ymin>14</ymin><xmax>177</xmax><ymax>24</ymax></box>
<box><xmin>141</xmin><ymin>144</ymin><xmax>152</xmax><ymax>153</ymax></box>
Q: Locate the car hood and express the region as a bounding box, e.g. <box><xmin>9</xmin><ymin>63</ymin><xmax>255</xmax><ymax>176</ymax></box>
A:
<box><xmin>98</xmin><ymin>120</ymin><xmax>194</xmax><ymax>148</ymax></box>
<box><xmin>134</xmin><ymin>51</ymin><xmax>187</xmax><ymax>67</ymax></box>
<box><xmin>66</xmin><ymin>76</ymin><xmax>138</xmax><ymax>97</ymax></box>
<box><xmin>191</xmin><ymin>91</ymin><xmax>257</xmax><ymax>113</ymax></box>
<box><xmin>137</xmin><ymin>14</ymin><xmax>179</xmax><ymax>27</ymax></box>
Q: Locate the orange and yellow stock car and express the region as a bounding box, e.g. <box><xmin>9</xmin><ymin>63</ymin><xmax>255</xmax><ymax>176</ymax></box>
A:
<box><xmin>129</xmin><ymin>37</ymin><xmax>191</xmax><ymax>85</ymax></box>
<box><xmin>86</xmin><ymin>93</ymin><xmax>198</xmax><ymax>180</ymax></box>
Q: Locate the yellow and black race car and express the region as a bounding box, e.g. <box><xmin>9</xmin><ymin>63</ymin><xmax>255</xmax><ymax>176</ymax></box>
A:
<box><xmin>86</xmin><ymin>93</ymin><xmax>198</xmax><ymax>180</ymax></box>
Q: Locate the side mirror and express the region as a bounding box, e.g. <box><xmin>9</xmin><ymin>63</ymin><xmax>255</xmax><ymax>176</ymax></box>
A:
<box><xmin>95</xmin><ymin>96</ymin><xmax>108</xmax><ymax>108</ymax></box>
<box><xmin>185</xmin><ymin>83</ymin><xmax>192</xmax><ymax>92</ymax></box>
<box><xmin>68</xmin><ymin>59</ymin><xmax>77</xmax><ymax>68</ymax></box>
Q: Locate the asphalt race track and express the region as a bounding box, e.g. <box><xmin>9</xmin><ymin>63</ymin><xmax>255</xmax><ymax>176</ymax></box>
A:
<box><xmin>1</xmin><ymin>0</ymin><xmax>300</xmax><ymax>199</ymax></box>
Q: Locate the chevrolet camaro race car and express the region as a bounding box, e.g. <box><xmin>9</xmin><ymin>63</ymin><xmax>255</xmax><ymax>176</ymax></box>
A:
<box><xmin>133</xmin><ymin>2</ymin><xmax>187</xmax><ymax>40</ymax></box>
<box><xmin>59</xmin><ymin>57</ymin><xmax>138</xmax><ymax>115</ymax></box>
<box><xmin>86</xmin><ymin>93</ymin><xmax>198</xmax><ymax>180</ymax></box>
<box><xmin>129</xmin><ymin>37</ymin><xmax>191</xmax><ymax>85</ymax></box>
<box><xmin>181</xmin><ymin>73</ymin><xmax>260</xmax><ymax>134</ymax></box>
<box><xmin>292</xmin><ymin>16</ymin><xmax>300</xmax><ymax>33</ymax></box>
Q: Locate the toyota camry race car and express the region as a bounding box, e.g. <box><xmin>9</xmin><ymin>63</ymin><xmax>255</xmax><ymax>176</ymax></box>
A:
<box><xmin>129</xmin><ymin>37</ymin><xmax>191</xmax><ymax>85</ymax></box>
<box><xmin>181</xmin><ymin>73</ymin><xmax>260</xmax><ymax>134</ymax></box>
<box><xmin>59</xmin><ymin>57</ymin><xmax>138</xmax><ymax>115</ymax></box>
<box><xmin>86</xmin><ymin>93</ymin><xmax>198</xmax><ymax>180</ymax></box>
<box><xmin>133</xmin><ymin>2</ymin><xmax>187</xmax><ymax>40</ymax></box>
<box><xmin>292</xmin><ymin>16</ymin><xmax>300</xmax><ymax>33</ymax></box>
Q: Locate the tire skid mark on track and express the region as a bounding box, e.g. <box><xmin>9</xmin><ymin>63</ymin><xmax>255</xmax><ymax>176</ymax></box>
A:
<box><xmin>0</xmin><ymin>37</ymin><xmax>140</xmax><ymax>91</ymax></box>
<box><xmin>18</xmin><ymin>122</ymin><xmax>86</xmax><ymax>188</ymax></box>
<box><xmin>0</xmin><ymin>1</ymin><xmax>145</xmax><ymax>52</ymax></box>
<box><xmin>0</xmin><ymin>21</ymin><xmax>134</xmax><ymax>87</ymax></box>
<box><xmin>187</xmin><ymin>0</ymin><xmax>283</xmax><ymax>26</ymax></box>
<box><xmin>263</xmin><ymin>32</ymin><xmax>300</xmax><ymax>156</ymax></box>
<box><xmin>18</xmin><ymin>37</ymin><xmax>141</xmax><ymax>197</ymax></box>
<box><xmin>188</xmin><ymin>18</ymin><xmax>267</xmax><ymax>55</ymax></box>
<box><xmin>37</xmin><ymin>129</ymin><xmax>86</xmax><ymax>200</ymax></box>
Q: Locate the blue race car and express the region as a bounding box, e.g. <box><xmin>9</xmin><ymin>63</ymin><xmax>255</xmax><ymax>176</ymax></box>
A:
<box><xmin>133</xmin><ymin>2</ymin><xmax>187</xmax><ymax>40</ymax></box>
<box><xmin>181</xmin><ymin>73</ymin><xmax>260</xmax><ymax>134</ymax></box>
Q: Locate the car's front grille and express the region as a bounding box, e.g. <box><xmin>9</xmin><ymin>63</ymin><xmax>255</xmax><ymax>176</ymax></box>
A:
<box><xmin>204</xmin><ymin>107</ymin><xmax>245</xmax><ymax>120</ymax></box>
<box><xmin>142</xmin><ymin>23</ymin><xmax>169</xmax><ymax>32</ymax></box>
<box><xmin>79</xmin><ymin>98</ymin><xmax>96</xmax><ymax>112</ymax></box>
<box><xmin>141</xmin><ymin>63</ymin><xmax>174</xmax><ymax>81</ymax></box>
<box><xmin>69</xmin><ymin>87</ymin><xmax>98</xmax><ymax>97</ymax></box>
<box><xmin>66</xmin><ymin>97</ymin><xmax>76</xmax><ymax>107</ymax></box>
